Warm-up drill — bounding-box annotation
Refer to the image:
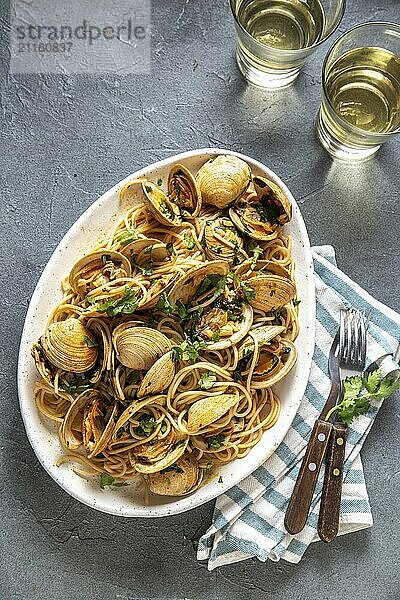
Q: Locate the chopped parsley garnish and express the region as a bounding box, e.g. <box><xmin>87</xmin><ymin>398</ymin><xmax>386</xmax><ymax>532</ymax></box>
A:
<box><xmin>211</xmin><ymin>331</ymin><xmax>220</xmax><ymax>342</ymax></box>
<box><xmin>184</xmin><ymin>233</ymin><xmax>196</xmax><ymax>250</ymax></box>
<box><xmin>101</xmin><ymin>254</ymin><xmax>110</xmax><ymax>264</ymax></box>
<box><xmin>157</xmin><ymin>178</ymin><xmax>163</xmax><ymax>186</ymax></box>
<box><xmin>114</xmin><ymin>228</ymin><xmax>138</xmax><ymax>246</ymax></box>
<box><xmin>82</xmin><ymin>335</ymin><xmax>97</xmax><ymax>348</ymax></box>
<box><xmin>207</xmin><ymin>434</ymin><xmax>225</xmax><ymax>450</ymax></box>
<box><xmin>196</xmin><ymin>274</ymin><xmax>227</xmax><ymax>297</ymax></box>
<box><xmin>159</xmin><ymin>201</ymin><xmax>174</xmax><ymax>219</ymax></box>
<box><xmin>171</xmin><ymin>339</ymin><xmax>207</xmax><ymax>362</ymax></box>
<box><xmin>205</xmin><ymin>462</ymin><xmax>213</xmax><ymax>473</ymax></box>
<box><xmin>156</xmin><ymin>292</ymin><xmax>187</xmax><ymax>318</ymax></box>
<box><xmin>144</xmin><ymin>184</ymin><xmax>152</xmax><ymax>193</ymax></box>
<box><xmin>130</xmin><ymin>254</ymin><xmax>153</xmax><ymax>276</ymax></box>
<box><xmin>325</xmin><ymin>370</ymin><xmax>400</xmax><ymax>425</ymax></box>
<box><xmin>96</xmin><ymin>287</ymin><xmax>139</xmax><ymax>317</ymax></box>
<box><xmin>198</xmin><ymin>371</ymin><xmax>217</xmax><ymax>390</ymax></box>
<box><xmin>162</xmin><ymin>464</ymin><xmax>184</xmax><ymax>474</ymax></box>
<box><xmin>60</xmin><ymin>379</ymin><xmax>90</xmax><ymax>395</ymax></box>
<box><xmin>250</xmin><ymin>245</ymin><xmax>263</xmax><ymax>269</ymax></box>
<box><xmin>228</xmin><ymin>272</ymin><xmax>255</xmax><ymax>302</ymax></box>
<box><xmin>166</xmin><ymin>242</ymin><xmax>176</xmax><ymax>255</ymax></box>
<box><xmin>133</xmin><ymin>414</ymin><xmax>157</xmax><ymax>437</ymax></box>
<box><xmin>293</xmin><ymin>298</ymin><xmax>301</xmax><ymax>307</ymax></box>
<box><xmin>126</xmin><ymin>370</ymin><xmax>140</xmax><ymax>385</ymax></box>
<box><xmin>100</xmin><ymin>473</ymin><xmax>129</xmax><ymax>489</ymax></box>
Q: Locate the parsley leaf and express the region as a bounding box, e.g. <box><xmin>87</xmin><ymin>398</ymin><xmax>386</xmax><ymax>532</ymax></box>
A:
<box><xmin>156</xmin><ymin>293</ymin><xmax>187</xmax><ymax>318</ymax></box>
<box><xmin>95</xmin><ymin>287</ymin><xmax>139</xmax><ymax>317</ymax></box>
<box><xmin>198</xmin><ymin>371</ymin><xmax>217</xmax><ymax>390</ymax></box>
<box><xmin>184</xmin><ymin>233</ymin><xmax>196</xmax><ymax>250</ymax></box>
<box><xmin>100</xmin><ymin>473</ymin><xmax>129</xmax><ymax>489</ymax></box>
<box><xmin>166</xmin><ymin>242</ymin><xmax>176</xmax><ymax>256</ymax></box>
<box><xmin>171</xmin><ymin>339</ymin><xmax>207</xmax><ymax>362</ymax></box>
<box><xmin>133</xmin><ymin>414</ymin><xmax>157</xmax><ymax>437</ymax></box>
<box><xmin>207</xmin><ymin>434</ymin><xmax>225</xmax><ymax>449</ymax></box>
<box><xmin>325</xmin><ymin>369</ymin><xmax>400</xmax><ymax>425</ymax></box>
<box><xmin>82</xmin><ymin>335</ymin><xmax>97</xmax><ymax>348</ymax></box>
<box><xmin>114</xmin><ymin>228</ymin><xmax>138</xmax><ymax>246</ymax></box>
<box><xmin>363</xmin><ymin>370</ymin><xmax>382</xmax><ymax>394</ymax></box>
<box><xmin>250</xmin><ymin>245</ymin><xmax>263</xmax><ymax>269</ymax></box>
<box><xmin>196</xmin><ymin>274</ymin><xmax>227</xmax><ymax>297</ymax></box>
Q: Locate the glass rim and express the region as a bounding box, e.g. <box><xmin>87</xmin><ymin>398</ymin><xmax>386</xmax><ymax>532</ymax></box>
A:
<box><xmin>322</xmin><ymin>21</ymin><xmax>400</xmax><ymax>139</ymax></box>
<box><xmin>229</xmin><ymin>0</ymin><xmax>347</xmax><ymax>55</ymax></box>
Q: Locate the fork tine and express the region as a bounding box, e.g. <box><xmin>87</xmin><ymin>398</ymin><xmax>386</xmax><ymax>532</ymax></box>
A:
<box><xmin>358</xmin><ymin>312</ymin><xmax>367</xmax><ymax>368</ymax></box>
<box><xmin>346</xmin><ymin>310</ymin><xmax>353</xmax><ymax>362</ymax></box>
<box><xmin>339</xmin><ymin>309</ymin><xmax>346</xmax><ymax>360</ymax></box>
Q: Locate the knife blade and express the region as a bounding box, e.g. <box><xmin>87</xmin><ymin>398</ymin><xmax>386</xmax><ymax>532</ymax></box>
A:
<box><xmin>284</xmin><ymin>331</ymin><xmax>341</xmax><ymax>535</ymax></box>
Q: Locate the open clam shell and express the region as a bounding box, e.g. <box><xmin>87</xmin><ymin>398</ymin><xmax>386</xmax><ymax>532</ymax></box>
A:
<box><xmin>205</xmin><ymin>303</ymin><xmax>253</xmax><ymax>351</ymax></box>
<box><xmin>187</xmin><ymin>393</ymin><xmax>238</xmax><ymax>434</ymax></box>
<box><xmin>61</xmin><ymin>389</ymin><xmax>116</xmax><ymax>454</ymax></box>
<box><xmin>112</xmin><ymin>323</ymin><xmax>171</xmax><ymax>370</ymax></box>
<box><xmin>69</xmin><ymin>250</ymin><xmax>132</xmax><ymax>297</ymax></box>
<box><xmin>42</xmin><ymin>318</ymin><xmax>98</xmax><ymax>374</ymax></box>
<box><xmin>251</xmin><ymin>339</ymin><xmax>297</xmax><ymax>388</ymax></box>
<box><xmin>246</xmin><ymin>274</ymin><xmax>296</xmax><ymax>312</ymax></box>
<box><xmin>229</xmin><ymin>176</ymin><xmax>292</xmax><ymax>241</ymax></box>
<box><xmin>142</xmin><ymin>181</ymin><xmax>183</xmax><ymax>227</ymax></box>
<box><xmin>196</xmin><ymin>155</ymin><xmax>251</xmax><ymax>209</ymax></box>
<box><xmin>133</xmin><ymin>438</ymin><xmax>189</xmax><ymax>474</ymax></box>
<box><xmin>253</xmin><ymin>176</ymin><xmax>292</xmax><ymax>226</ymax></box>
<box><xmin>203</xmin><ymin>217</ymin><xmax>244</xmax><ymax>262</ymax></box>
<box><xmin>238</xmin><ymin>325</ymin><xmax>285</xmax><ymax>360</ymax></box>
<box><xmin>137</xmin><ymin>351</ymin><xmax>175</xmax><ymax>398</ymax></box>
<box><xmin>146</xmin><ymin>453</ymin><xmax>203</xmax><ymax>497</ymax></box>
<box><xmin>121</xmin><ymin>237</ymin><xmax>170</xmax><ymax>265</ymax></box>
<box><xmin>168</xmin><ymin>164</ymin><xmax>202</xmax><ymax>218</ymax></box>
<box><xmin>169</xmin><ymin>260</ymin><xmax>230</xmax><ymax>305</ymax></box>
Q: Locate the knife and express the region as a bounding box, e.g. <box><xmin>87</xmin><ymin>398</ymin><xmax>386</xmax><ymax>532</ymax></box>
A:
<box><xmin>284</xmin><ymin>331</ymin><xmax>341</xmax><ymax>535</ymax></box>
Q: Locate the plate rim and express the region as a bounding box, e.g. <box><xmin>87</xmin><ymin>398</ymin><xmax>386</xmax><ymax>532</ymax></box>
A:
<box><xmin>18</xmin><ymin>147</ymin><xmax>315</xmax><ymax>517</ymax></box>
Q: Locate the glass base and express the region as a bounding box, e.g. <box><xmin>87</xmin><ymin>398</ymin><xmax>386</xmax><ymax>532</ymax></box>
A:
<box><xmin>316</xmin><ymin>110</ymin><xmax>381</xmax><ymax>162</ymax></box>
<box><xmin>236</xmin><ymin>47</ymin><xmax>300</xmax><ymax>89</ymax></box>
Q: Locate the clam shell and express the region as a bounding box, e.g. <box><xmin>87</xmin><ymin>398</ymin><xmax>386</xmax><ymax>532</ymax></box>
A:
<box><xmin>121</xmin><ymin>238</ymin><xmax>169</xmax><ymax>264</ymax></box>
<box><xmin>112</xmin><ymin>323</ymin><xmax>171</xmax><ymax>370</ymax></box>
<box><xmin>245</xmin><ymin>274</ymin><xmax>296</xmax><ymax>312</ymax></box>
<box><xmin>69</xmin><ymin>250</ymin><xmax>132</xmax><ymax>297</ymax></box>
<box><xmin>147</xmin><ymin>453</ymin><xmax>201</xmax><ymax>496</ymax></box>
<box><xmin>238</xmin><ymin>325</ymin><xmax>285</xmax><ymax>360</ymax></box>
<box><xmin>253</xmin><ymin>176</ymin><xmax>292</xmax><ymax>225</ymax></box>
<box><xmin>187</xmin><ymin>393</ymin><xmax>238</xmax><ymax>433</ymax></box>
<box><xmin>252</xmin><ymin>339</ymin><xmax>297</xmax><ymax>388</ymax></box>
<box><xmin>235</xmin><ymin>259</ymin><xmax>292</xmax><ymax>281</ymax></box>
<box><xmin>229</xmin><ymin>176</ymin><xmax>292</xmax><ymax>241</ymax></box>
<box><xmin>142</xmin><ymin>181</ymin><xmax>182</xmax><ymax>226</ymax></box>
<box><xmin>168</xmin><ymin>164</ymin><xmax>202</xmax><ymax>217</ymax></box>
<box><xmin>137</xmin><ymin>351</ymin><xmax>175</xmax><ymax>398</ymax></box>
<box><xmin>206</xmin><ymin>304</ymin><xmax>253</xmax><ymax>351</ymax></box>
<box><xmin>204</xmin><ymin>217</ymin><xmax>244</xmax><ymax>262</ymax></box>
<box><xmin>196</xmin><ymin>155</ymin><xmax>251</xmax><ymax>209</ymax></box>
<box><xmin>42</xmin><ymin>319</ymin><xmax>98</xmax><ymax>373</ymax></box>
<box><xmin>61</xmin><ymin>388</ymin><xmax>97</xmax><ymax>450</ymax></box>
<box><xmin>134</xmin><ymin>438</ymin><xmax>189</xmax><ymax>474</ymax></box>
<box><xmin>140</xmin><ymin>272</ymin><xmax>180</xmax><ymax>310</ymax></box>
<box><xmin>169</xmin><ymin>260</ymin><xmax>230</xmax><ymax>305</ymax></box>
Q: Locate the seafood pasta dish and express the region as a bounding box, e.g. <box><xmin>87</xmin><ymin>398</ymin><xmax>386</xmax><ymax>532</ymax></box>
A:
<box><xmin>32</xmin><ymin>154</ymin><xmax>299</xmax><ymax>498</ymax></box>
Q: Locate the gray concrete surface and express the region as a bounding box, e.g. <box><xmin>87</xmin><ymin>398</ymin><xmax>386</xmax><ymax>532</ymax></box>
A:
<box><xmin>1</xmin><ymin>0</ymin><xmax>400</xmax><ymax>598</ymax></box>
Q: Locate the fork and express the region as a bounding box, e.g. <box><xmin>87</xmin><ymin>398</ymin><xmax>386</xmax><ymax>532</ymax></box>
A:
<box><xmin>317</xmin><ymin>309</ymin><xmax>368</xmax><ymax>542</ymax></box>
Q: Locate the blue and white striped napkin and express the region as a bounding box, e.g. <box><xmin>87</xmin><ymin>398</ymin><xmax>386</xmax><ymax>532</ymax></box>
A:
<box><xmin>197</xmin><ymin>245</ymin><xmax>400</xmax><ymax>570</ymax></box>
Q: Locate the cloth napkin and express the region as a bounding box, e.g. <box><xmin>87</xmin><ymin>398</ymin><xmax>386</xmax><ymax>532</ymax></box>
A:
<box><xmin>197</xmin><ymin>245</ymin><xmax>400</xmax><ymax>570</ymax></box>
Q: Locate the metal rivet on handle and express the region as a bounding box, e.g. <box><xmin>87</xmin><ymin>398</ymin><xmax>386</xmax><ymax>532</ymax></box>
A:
<box><xmin>337</xmin><ymin>437</ymin><xmax>344</xmax><ymax>446</ymax></box>
<box><xmin>318</xmin><ymin>433</ymin><xmax>326</xmax><ymax>442</ymax></box>
<box><xmin>308</xmin><ymin>462</ymin><xmax>317</xmax><ymax>472</ymax></box>
<box><xmin>333</xmin><ymin>468</ymin><xmax>340</xmax><ymax>476</ymax></box>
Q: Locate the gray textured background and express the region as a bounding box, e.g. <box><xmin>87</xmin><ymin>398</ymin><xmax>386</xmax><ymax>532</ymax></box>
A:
<box><xmin>1</xmin><ymin>0</ymin><xmax>400</xmax><ymax>598</ymax></box>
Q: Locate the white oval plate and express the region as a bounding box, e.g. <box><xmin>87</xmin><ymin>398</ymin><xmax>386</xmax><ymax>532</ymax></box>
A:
<box><xmin>18</xmin><ymin>148</ymin><xmax>315</xmax><ymax>518</ymax></box>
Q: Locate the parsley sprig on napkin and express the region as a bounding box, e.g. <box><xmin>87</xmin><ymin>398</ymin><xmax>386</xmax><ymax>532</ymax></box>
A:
<box><xmin>325</xmin><ymin>369</ymin><xmax>400</xmax><ymax>425</ymax></box>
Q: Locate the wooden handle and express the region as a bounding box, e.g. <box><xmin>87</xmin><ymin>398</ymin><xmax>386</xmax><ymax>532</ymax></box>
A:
<box><xmin>317</xmin><ymin>423</ymin><xmax>348</xmax><ymax>543</ymax></box>
<box><xmin>284</xmin><ymin>419</ymin><xmax>333</xmax><ymax>535</ymax></box>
